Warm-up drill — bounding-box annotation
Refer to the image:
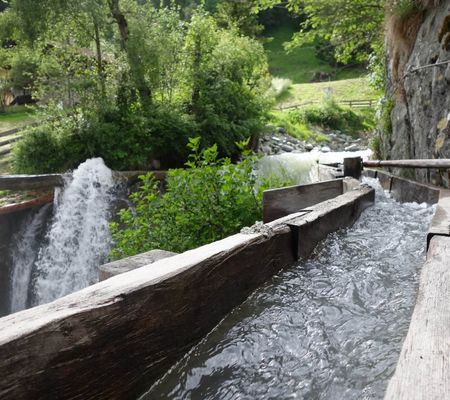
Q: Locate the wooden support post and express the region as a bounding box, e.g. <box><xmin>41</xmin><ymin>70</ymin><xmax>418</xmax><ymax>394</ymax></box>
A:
<box><xmin>343</xmin><ymin>157</ymin><xmax>362</xmax><ymax>179</ymax></box>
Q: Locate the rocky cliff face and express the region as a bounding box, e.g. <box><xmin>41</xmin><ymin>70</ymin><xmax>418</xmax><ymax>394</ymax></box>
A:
<box><xmin>385</xmin><ymin>1</ymin><xmax>450</xmax><ymax>185</ymax></box>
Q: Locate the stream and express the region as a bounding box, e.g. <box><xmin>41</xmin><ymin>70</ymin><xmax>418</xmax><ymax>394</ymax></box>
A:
<box><xmin>142</xmin><ymin>178</ymin><xmax>435</xmax><ymax>400</ymax></box>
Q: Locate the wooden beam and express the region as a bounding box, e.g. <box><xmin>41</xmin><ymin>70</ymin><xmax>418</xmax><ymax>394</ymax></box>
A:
<box><xmin>263</xmin><ymin>179</ymin><xmax>343</xmax><ymax>223</ymax></box>
<box><xmin>0</xmin><ymin>182</ymin><xmax>374</xmax><ymax>400</ymax></box>
<box><xmin>0</xmin><ymin>171</ymin><xmax>167</xmax><ymax>191</ymax></box>
<box><xmin>384</xmin><ymin>235</ymin><xmax>450</xmax><ymax>400</ymax></box>
<box><xmin>344</xmin><ymin>157</ymin><xmax>362</xmax><ymax>179</ymax></box>
<box><xmin>0</xmin><ymin>174</ymin><xmax>64</xmax><ymax>191</ymax></box>
<box><xmin>364</xmin><ymin>159</ymin><xmax>450</xmax><ymax>169</ymax></box>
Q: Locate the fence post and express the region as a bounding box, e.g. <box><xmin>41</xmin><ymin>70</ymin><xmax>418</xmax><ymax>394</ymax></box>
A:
<box><xmin>344</xmin><ymin>157</ymin><xmax>362</xmax><ymax>179</ymax></box>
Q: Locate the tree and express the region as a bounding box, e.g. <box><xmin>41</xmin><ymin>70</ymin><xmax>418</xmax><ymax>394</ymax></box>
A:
<box><xmin>215</xmin><ymin>0</ymin><xmax>263</xmax><ymax>37</ymax></box>
<box><xmin>257</xmin><ymin>0</ymin><xmax>385</xmax><ymax>64</ymax></box>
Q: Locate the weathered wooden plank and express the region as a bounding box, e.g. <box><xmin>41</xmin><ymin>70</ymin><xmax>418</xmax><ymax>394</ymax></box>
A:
<box><xmin>343</xmin><ymin>157</ymin><xmax>362</xmax><ymax>179</ymax></box>
<box><xmin>377</xmin><ymin>170</ymin><xmax>392</xmax><ymax>191</ymax></box>
<box><xmin>427</xmin><ymin>189</ymin><xmax>450</xmax><ymax>247</ymax></box>
<box><xmin>287</xmin><ymin>185</ymin><xmax>375</xmax><ymax>258</ymax></box>
<box><xmin>263</xmin><ymin>179</ymin><xmax>343</xmax><ymax>223</ymax></box>
<box><xmin>98</xmin><ymin>249</ymin><xmax>177</xmax><ymax>281</ymax></box>
<box><xmin>364</xmin><ymin>159</ymin><xmax>450</xmax><ymax>168</ymax></box>
<box><xmin>0</xmin><ymin>194</ymin><xmax>54</xmax><ymax>215</ymax></box>
<box><xmin>0</xmin><ymin>225</ymin><xmax>295</xmax><ymax>400</ymax></box>
<box><xmin>0</xmin><ymin>181</ymin><xmax>374</xmax><ymax>400</ymax></box>
<box><xmin>0</xmin><ymin>171</ymin><xmax>167</xmax><ymax>191</ymax></box>
<box><xmin>384</xmin><ymin>235</ymin><xmax>450</xmax><ymax>400</ymax></box>
<box><xmin>0</xmin><ymin>174</ymin><xmax>65</xmax><ymax>190</ymax></box>
<box><xmin>390</xmin><ymin>175</ymin><xmax>440</xmax><ymax>204</ymax></box>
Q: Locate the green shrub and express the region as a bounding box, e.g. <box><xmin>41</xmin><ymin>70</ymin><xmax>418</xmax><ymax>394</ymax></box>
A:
<box><xmin>377</xmin><ymin>97</ymin><xmax>395</xmax><ymax>137</ymax></box>
<box><xmin>110</xmin><ymin>138</ymin><xmax>293</xmax><ymax>258</ymax></box>
<box><xmin>369</xmin><ymin>136</ymin><xmax>382</xmax><ymax>159</ymax></box>
<box><xmin>13</xmin><ymin>106</ymin><xmax>198</xmax><ymax>173</ymax></box>
<box><xmin>389</xmin><ymin>0</ymin><xmax>421</xmax><ymax>18</ymax></box>
<box><xmin>13</xmin><ymin>119</ymin><xmax>82</xmax><ymax>173</ymax></box>
<box><xmin>289</xmin><ymin>98</ymin><xmax>372</xmax><ymax>136</ymax></box>
<box><xmin>269</xmin><ymin>111</ymin><xmax>330</xmax><ymax>143</ymax></box>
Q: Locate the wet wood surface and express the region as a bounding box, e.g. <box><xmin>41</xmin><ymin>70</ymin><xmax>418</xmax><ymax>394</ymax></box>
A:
<box><xmin>263</xmin><ymin>179</ymin><xmax>343</xmax><ymax>223</ymax></box>
<box><xmin>0</xmin><ymin>181</ymin><xmax>373</xmax><ymax>400</ymax></box>
<box><xmin>384</xmin><ymin>235</ymin><xmax>450</xmax><ymax>400</ymax></box>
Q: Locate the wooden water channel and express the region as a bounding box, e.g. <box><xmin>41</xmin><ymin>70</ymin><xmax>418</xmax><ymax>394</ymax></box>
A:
<box><xmin>0</xmin><ymin>163</ymin><xmax>448</xmax><ymax>399</ymax></box>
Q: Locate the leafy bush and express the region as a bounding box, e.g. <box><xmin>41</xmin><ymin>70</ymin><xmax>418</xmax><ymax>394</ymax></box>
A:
<box><xmin>268</xmin><ymin>77</ymin><xmax>292</xmax><ymax>102</ymax></box>
<box><xmin>369</xmin><ymin>136</ymin><xmax>381</xmax><ymax>159</ymax></box>
<box><xmin>12</xmin><ymin>8</ymin><xmax>271</xmax><ymax>174</ymax></box>
<box><xmin>13</xmin><ymin>106</ymin><xmax>198</xmax><ymax>173</ymax></box>
<box><xmin>291</xmin><ymin>98</ymin><xmax>371</xmax><ymax>135</ymax></box>
<box><xmin>376</xmin><ymin>96</ymin><xmax>395</xmax><ymax>137</ymax></box>
<box><xmin>110</xmin><ymin>138</ymin><xmax>293</xmax><ymax>258</ymax></box>
<box><xmin>269</xmin><ymin>111</ymin><xmax>330</xmax><ymax>143</ymax></box>
<box><xmin>389</xmin><ymin>0</ymin><xmax>421</xmax><ymax>18</ymax></box>
<box><xmin>13</xmin><ymin>118</ymin><xmax>82</xmax><ymax>173</ymax></box>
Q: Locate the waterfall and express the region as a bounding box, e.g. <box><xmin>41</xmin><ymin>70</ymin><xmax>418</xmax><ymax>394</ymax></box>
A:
<box><xmin>10</xmin><ymin>204</ymin><xmax>52</xmax><ymax>313</ymax></box>
<box><xmin>28</xmin><ymin>158</ymin><xmax>116</xmax><ymax>306</ymax></box>
<box><xmin>259</xmin><ymin>149</ymin><xmax>372</xmax><ymax>185</ymax></box>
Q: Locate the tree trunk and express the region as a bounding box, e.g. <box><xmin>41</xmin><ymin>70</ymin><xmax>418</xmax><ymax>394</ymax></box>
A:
<box><xmin>93</xmin><ymin>19</ymin><xmax>106</xmax><ymax>98</ymax></box>
<box><xmin>107</xmin><ymin>0</ymin><xmax>152</xmax><ymax>107</ymax></box>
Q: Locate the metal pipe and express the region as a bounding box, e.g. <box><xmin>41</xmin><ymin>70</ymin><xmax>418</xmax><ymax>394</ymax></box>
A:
<box><xmin>363</xmin><ymin>159</ymin><xmax>450</xmax><ymax>169</ymax></box>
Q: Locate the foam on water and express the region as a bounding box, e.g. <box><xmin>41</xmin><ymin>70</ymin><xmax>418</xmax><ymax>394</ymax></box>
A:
<box><xmin>259</xmin><ymin>149</ymin><xmax>372</xmax><ymax>184</ymax></box>
<box><xmin>28</xmin><ymin>158</ymin><xmax>116</xmax><ymax>306</ymax></box>
<box><xmin>143</xmin><ymin>177</ymin><xmax>435</xmax><ymax>400</ymax></box>
<box><xmin>10</xmin><ymin>204</ymin><xmax>51</xmax><ymax>312</ymax></box>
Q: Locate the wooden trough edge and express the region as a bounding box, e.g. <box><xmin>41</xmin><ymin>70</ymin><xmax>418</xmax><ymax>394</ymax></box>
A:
<box><xmin>0</xmin><ymin>181</ymin><xmax>374</xmax><ymax>400</ymax></box>
<box><xmin>370</xmin><ymin>169</ymin><xmax>450</xmax><ymax>399</ymax></box>
<box><xmin>384</xmin><ymin>235</ymin><xmax>450</xmax><ymax>400</ymax></box>
<box><xmin>0</xmin><ymin>170</ymin><xmax>167</xmax><ymax>191</ymax></box>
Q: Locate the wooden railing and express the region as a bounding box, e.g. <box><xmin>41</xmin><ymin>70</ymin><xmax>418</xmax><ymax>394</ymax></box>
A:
<box><xmin>0</xmin><ymin>123</ymin><xmax>40</xmax><ymax>157</ymax></box>
<box><xmin>278</xmin><ymin>98</ymin><xmax>377</xmax><ymax>111</ymax></box>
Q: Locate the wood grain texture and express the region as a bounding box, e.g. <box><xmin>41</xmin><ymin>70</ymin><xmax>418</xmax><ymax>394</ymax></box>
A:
<box><xmin>263</xmin><ymin>179</ymin><xmax>343</xmax><ymax>223</ymax></box>
<box><xmin>384</xmin><ymin>236</ymin><xmax>450</xmax><ymax>400</ymax></box>
<box><xmin>427</xmin><ymin>189</ymin><xmax>450</xmax><ymax>247</ymax></box>
<box><xmin>0</xmin><ymin>225</ymin><xmax>294</xmax><ymax>400</ymax></box>
<box><xmin>390</xmin><ymin>175</ymin><xmax>440</xmax><ymax>204</ymax></box>
<box><xmin>0</xmin><ymin>181</ymin><xmax>374</xmax><ymax>400</ymax></box>
<box><xmin>288</xmin><ymin>185</ymin><xmax>375</xmax><ymax>259</ymax></box>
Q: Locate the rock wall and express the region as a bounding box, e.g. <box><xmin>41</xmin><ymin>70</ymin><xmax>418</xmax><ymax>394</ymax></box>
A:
<box><xmin>385</xmin><ymin>1</ymin><xmax>450</xmax><ymax>185</ymax></box>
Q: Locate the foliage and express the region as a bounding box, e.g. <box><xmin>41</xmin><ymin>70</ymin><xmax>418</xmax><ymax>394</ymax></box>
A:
<box><xmin>369</xmin><ymin>136</ymin><xmax>381</xmax><ymax>159</ymax></box>
<box><xmin>376</xmin><ymin>96</ymin><xmax>395</xmax><ymax>137</ymax></box>
<box><xmin>268</xmin><ymin>77</ymin><xmax>292</xmax><ymax>102</ymax></box>
<box><xmin>214</xmin><ymin>0</ymin><xmax>263</xmax><ymax>37</ymax></box>
<box><xmin>292</xmin><ymin>98</ymin><xmax>368</xmax><ymax>133</ymax></box>
<box><xmin>268</xmin><ymin>111</ymin><xmax>329</xmax><ymax>143</ymax></box>
<box><xmin>110</xmin><ymin>138</ymin><xmax>293</xmax><ymax>258</ymax></box>
<box><xmin>257</xmin><ymin>0</ymin><xmax>385</xmax><ymax>64</ymax></box>
<box><xmin>368</xmin><ymin>43</ymin><xmax>386</xmax><ymax>91</ymax></box>
<box><xmin>263</xmin><ymin>26</ymin><xmax>366</xmax><ymax>85</ymax></box>
<box><xmin>388</xmin><ymin>0</ymin><xmax>421</xmax><ymax>18</ymax></box>
<box><xmin>12</xmin><ymin>117</ymin><xmax>81</xmax><ymax>173</ymax></box>
<box><xmin>4</xmin><ymin>3</ymin><xmax>270</xmax><ymax>173</ymax></box>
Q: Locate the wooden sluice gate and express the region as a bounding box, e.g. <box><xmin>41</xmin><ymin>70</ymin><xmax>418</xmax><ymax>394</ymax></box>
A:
<box><xmin>0</xmin><ymin>177</ymin><xmax>374</xmax><ymax>399</ymax></box>
<box><xmin>1</xmin><ymin>159</ymin><xmax>450</xmax><ymax>399</ymax></box>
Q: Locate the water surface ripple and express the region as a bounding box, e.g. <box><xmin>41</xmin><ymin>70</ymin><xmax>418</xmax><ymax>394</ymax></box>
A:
<box><xmin>143</xmin><ymin>180</ymin><xmax>435</xmax><ymax>400</ymax></box>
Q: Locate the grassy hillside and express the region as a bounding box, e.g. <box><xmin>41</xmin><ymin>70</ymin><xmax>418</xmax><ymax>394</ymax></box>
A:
<box><xmin>264</xmin><ymin>26</ymin><xmax>366</xmax><ymax>84</ymax></box>
<box><xmin>278</xmin><ymin>77</ymin><xmax>382</xmax><ymax>109</ymax></box>
<box><xmin>264</xmin><ymin>26</ymin><xmax>381</xmax><ymax>109</ymax></box>
<box><xmin>0</xmin><ymin>106</ymin><xmax>38</xmax><ymax>132</ymax></box>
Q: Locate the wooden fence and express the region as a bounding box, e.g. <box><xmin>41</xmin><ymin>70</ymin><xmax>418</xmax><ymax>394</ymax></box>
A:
<box><xmin>0</xmin><ymin>123</ymin><xmax>40</xmax><ymax>157</ymax></box>
<box><xmin>278</xmin><ymin>98</ymin><xmax>377</xmax><ymax>111</ymax></box>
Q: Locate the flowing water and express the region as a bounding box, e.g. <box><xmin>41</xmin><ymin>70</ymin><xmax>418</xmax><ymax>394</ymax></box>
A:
<box><xmin>9</xmin><ymin>158</ymin><xmax>116</xmax><ymax>311</ymax></box>
<box><xmin>10</xmin><ymin>204</ymin><xmax>52</xmax><ymax>312</ymax></box>
<box><xmin>142</xmin><ymin>179</ymin><xmax>435</xmax><ymax>400</ymax></box>
<box><xmin>258</xmin><ymin>150</ymin><xmax>371</xmax><ymax>184</ymax></box>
